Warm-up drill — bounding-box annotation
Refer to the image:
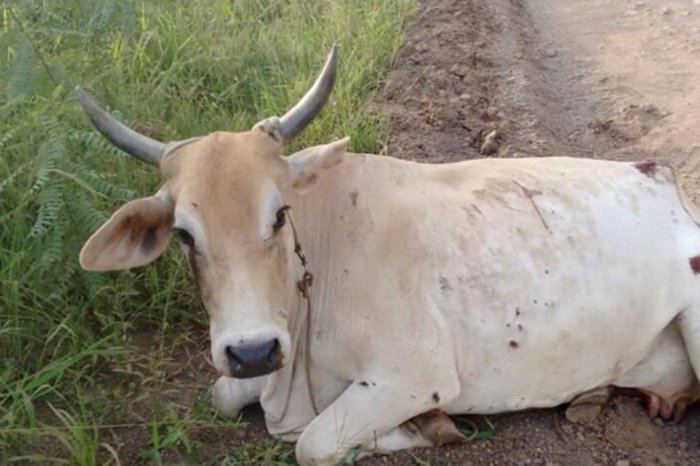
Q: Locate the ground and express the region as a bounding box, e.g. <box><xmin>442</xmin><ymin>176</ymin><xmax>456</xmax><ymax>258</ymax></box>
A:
<box><xmin>72</xmin><ymin>0</ymin><xmax>700</xmax><ymax>464</ymax></box>
<box><xmin>369</xmin><ymin>0</ymin><xmax>700</xmax><ymax>464</ymax></box>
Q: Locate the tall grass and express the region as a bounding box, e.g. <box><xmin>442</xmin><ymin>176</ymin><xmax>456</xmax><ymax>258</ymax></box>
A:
<box><xmin>0</xmin><ymin>0</ymin><xmax>416</xmax><ymax>462</ymax></box>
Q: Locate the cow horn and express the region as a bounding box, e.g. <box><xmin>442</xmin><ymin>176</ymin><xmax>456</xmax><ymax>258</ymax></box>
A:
<box><xmin>279</xmin><ymin>43</ymin><xmax>338</xmax><ymax>141</ymax></box>
<box><xmin>75</xmin><ymin>87</ymin><xmax>166</xmax><ymax>166</ymax></box>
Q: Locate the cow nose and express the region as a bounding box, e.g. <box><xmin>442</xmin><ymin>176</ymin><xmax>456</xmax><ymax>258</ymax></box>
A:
<box><xmin>225</xmin><ymin>339</ymin><xmax>282</xmax><ymax>378</ymax></box>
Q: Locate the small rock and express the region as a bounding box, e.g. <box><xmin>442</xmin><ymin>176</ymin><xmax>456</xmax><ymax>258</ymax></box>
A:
<box><xmin>661</xmin><ymin>7</ymin><xmax>672</xmax><ymax>15</ymax></box>
<box><xmin>683</xmin><ymin>10</ymin><xmax>691</xmax><ymax>16</ymax></box>
<box><xmin>680</xmin><ymin>440</ymin><xmax>689</xmax><ymax>450</ymax></box>
<box><xmin>654</xmin><ymin>417</ymin><xmax>665</xmax><ymax>426</ymax></box>
<box><xmin>480</xmin><ymin>130</ymin><xmax>499</xmax><ymax>155</ymax></box>
<box><xmin>450</xmin><ymin>64</ymin><xmax>469</xmax><ymax>78</ymax></box>
<box><xmin>615</xmin><ymin>460</ymin><xmax>630</xmax><ymax>466</ymax></box>
<box><xmin>545</xmin><ymin>47</ymin><xmax>558</xmax><ymax>57</ymax></box>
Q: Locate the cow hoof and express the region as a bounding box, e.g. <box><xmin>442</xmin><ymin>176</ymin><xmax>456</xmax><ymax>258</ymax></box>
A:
<box><xmin>565</xmin><ymin>403</ymin><xmax>602</xmax><ymax>424</ymax></box>
<box><xmin>405</xmin><ymin>409</ymin><xmax>465</xmax><ymax>446</ymax></box>
<box><xmin>566</xmin><ymin>386</ymin><xmax>612</xmax><ymax>423</ymax></box>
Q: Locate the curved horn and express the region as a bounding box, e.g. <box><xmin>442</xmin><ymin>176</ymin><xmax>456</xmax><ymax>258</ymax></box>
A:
<box><xmin>75</xmin><ymin>87</ymin><xmax>166</xmax><ymax>166</ymax></box>
<box><xmin>279</xmin><ymin>44</ymin><xmax>338</xmax><ymax>141</ymax></box>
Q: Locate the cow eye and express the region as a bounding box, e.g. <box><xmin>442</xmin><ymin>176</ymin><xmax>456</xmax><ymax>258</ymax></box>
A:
<box><xmin>173</xmin><ymin>227</ymin><xmax>194</xmax><ymax>248</ymax></box>
<box><xmin>273</xmin><ymin>205</ymin><xmax>290</xmax><ymax>233</ymax></box>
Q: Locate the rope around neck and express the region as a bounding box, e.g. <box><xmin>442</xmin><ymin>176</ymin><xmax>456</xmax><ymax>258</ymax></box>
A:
<box><xmin>286</xmin><ymin>210</ymin><xmax>320</xmax><ymax>416</ymax></box>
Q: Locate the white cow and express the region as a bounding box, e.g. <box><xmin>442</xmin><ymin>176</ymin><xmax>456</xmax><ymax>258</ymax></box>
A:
<box><xmin>77</xmin><ymin>46</ymin><xmax>700</xmax><ymax>465</ymax></box>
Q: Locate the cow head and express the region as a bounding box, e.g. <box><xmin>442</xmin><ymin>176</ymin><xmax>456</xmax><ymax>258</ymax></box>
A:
<box><xmin>77</xmin><ymin>46</ymin><xmax>346</xmax><ymax>379</ymax></box>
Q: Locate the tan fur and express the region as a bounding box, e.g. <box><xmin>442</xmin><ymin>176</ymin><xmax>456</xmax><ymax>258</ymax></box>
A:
<box><xmin>79</xmin><ymin>193</ymin><xmax>173</xmax><ymax>270</ymax></box>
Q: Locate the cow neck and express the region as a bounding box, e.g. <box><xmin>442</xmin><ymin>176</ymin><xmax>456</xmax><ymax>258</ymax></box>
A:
<box><xmin>286</xmin><ymin>210</ymin><xmax>320</xmax><ymax>416</ymax></box>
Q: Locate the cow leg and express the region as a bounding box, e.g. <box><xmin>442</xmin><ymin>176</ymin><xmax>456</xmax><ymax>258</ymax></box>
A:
<box><xmin>211</xmin><ymin>375</ymin><xmax>266</xmax><ymax>418</ymax></box>
<box><xmin>363</xmin><ymin>409</ymin><xmax>464</xmax><ymax>457</ymax></box>
<box><xmin>679</xmin><ymin>306</ymin><xmax>700</xmax><ymax>375</ymax></box>
<box><xmin>295</xmin><ymin>378</ymin><xmax>459</xmax><ymax>466</ymax></box>
<box><xmin>676</xmin><ymin>305</ymin><xmax>700</xmax><ymax>411</ymax></box>
<box><xmin>614</xmin><ymin>319</ymin><xmax>699</xmax><ymax>420</ymax></box>
<box><xmin>355</xmin><ymin>425</ymin><xmax>433</xmax><ymax>460</ymax></box>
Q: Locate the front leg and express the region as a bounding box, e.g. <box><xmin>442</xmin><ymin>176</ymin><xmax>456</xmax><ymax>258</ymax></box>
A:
<box><xmin>295</xmin><ymin>376</ymin><xmax>459</xmax><ymax>466</ymax></box>
<box><xmin>211</xmin><ymin>375</ymin><xmax>267</xmax><ymax>418</ymax></box>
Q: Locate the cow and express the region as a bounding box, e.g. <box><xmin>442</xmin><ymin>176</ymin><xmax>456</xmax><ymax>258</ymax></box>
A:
<box><xmin>77</xmin><ymin>45</ymin><xmax>700</xmax><ymax>465</ymax></box>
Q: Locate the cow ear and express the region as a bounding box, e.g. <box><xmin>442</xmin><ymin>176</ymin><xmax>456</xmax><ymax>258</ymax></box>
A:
<box><xmin>79</xmin><ymin>193</ymin><xmax>174</xmax><ymax>271</ymax></box>
<box><xmin>286</xmin><ymin>137</ymin><xmax>349</xmax><ymax>191</ymax></box>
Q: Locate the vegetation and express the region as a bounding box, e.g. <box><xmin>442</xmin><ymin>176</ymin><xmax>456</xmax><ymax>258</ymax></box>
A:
<box><xmin>0</xmin><ymin>0</ymin><xmax>416</xmax><ymax>463</ymax></box>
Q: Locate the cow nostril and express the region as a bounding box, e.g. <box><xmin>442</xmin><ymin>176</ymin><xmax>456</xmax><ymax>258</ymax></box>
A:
<box><xmin>225</xmin><ymin>339</ymin><xmax>282</xmax><ymax>378</ymax></box>
<box><xmin>225</xmin><ymin>345</ymin><xmax>244</xmax><ymax>370</ymax></box>
<box><xmin>268</xmin><ymin>338</ymin><xmax>280</xmax><ymax>364</ymax></box>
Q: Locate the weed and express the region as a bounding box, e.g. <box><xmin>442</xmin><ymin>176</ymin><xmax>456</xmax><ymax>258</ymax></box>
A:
<box><xmin>1</xmin><ymin>0</ymin><xmax>416</xmax><ymax>463</ymax></box>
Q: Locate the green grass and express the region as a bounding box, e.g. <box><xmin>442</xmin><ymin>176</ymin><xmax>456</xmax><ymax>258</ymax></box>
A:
<box><xmin>0</xmin><ymin>0</ymin><xmax>417</xmax><ymax>463</ymax></box>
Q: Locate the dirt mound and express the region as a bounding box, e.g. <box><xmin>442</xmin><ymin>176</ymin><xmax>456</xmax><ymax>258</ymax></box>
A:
<box><xmin>371</xmin><ymin>0</ymin><xmax>700</xmax><ymax>464</ymax></box>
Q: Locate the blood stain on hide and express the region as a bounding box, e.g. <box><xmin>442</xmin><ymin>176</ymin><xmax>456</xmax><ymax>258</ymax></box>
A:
<box><xmin>690</xmin><ymin>255</ymin><xmax>700</xmax><ymax>275</ymax></box>
<box><xmin>509</xmin><ymin>340</ymin><xmax>519</xmax><ymax>348</ymax></box>
<box><xmin>350</xmin><ymin>191</ymin><xmax>359</xmax><ymax>207</ymax></box>
<box><xmin>515</xmin><ymin>307</ymin><xmax>521</xmax><ymax>316</ymax></box>
<box><xmin>634</xmin><ymin>160</ymin><xmax>658</xmax><ymax>177</ymax></box>
<box><xmin>432</xmin><ymin>392</ymin><xmax>440</xmax><ymax>403</ymax></box>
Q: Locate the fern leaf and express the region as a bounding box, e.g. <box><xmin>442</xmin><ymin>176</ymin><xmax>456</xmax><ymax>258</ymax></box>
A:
<box><xmin>6</xmin><ymin>39</ymin><xmax>37</xmax><ymax>99</ymax></box>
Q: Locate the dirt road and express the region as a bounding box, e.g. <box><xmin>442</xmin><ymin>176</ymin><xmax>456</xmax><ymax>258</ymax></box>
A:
<box><xmin>370</xmin><ymin>0</ymin><xmax>700</xmax><ymax>464</ymax></box>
